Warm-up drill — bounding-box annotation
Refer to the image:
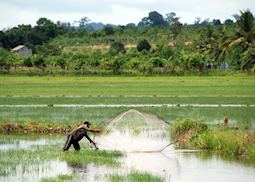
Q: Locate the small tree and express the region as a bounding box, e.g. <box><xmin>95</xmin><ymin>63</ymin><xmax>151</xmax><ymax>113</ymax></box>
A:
<box><xmin>224</xmin><ymin>19</ymin><xmax>234</xmax><ymax>25</ymax></box>
<box><xmin>109</xmin><ymin>41</ymin><xmax>126</xmax><ymax>55</ymax></box>
<box><xmin>137</xmin><ymin>39</ymin><xmax>151</xmax><ymax>52</ymax></box>
<box><xmin>108</xmin><ymin>57</ymin><xmax>123</xmax><ymax>75</ymax></box>
<box><xmin>23</xmin><ymin>57</ymin><xmax>33</xmax><ymax>67</ymax></box>
<box><xmin>103</xmin><ymin>25</ymin><xmax>115</xmax><ymax>35</ymax></box>
<box><xmin>33</xmin><ymin>55</ymin><xmax>46</xmax><ymax>68</ymax></box>
<box><xmin>0</xmin><ymin>47</ymin><xmax>12</xmax><ymax>69</ymax></box>
<box><xmin>150</xmin><ymin>57</ymin><xmax>166</xmax><ymax>67</ymax></box>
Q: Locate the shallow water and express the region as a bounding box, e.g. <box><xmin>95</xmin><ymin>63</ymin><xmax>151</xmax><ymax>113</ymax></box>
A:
<box><xmin>1</xmin><ymin>133</ymin><xmax>255</xmax><ymax>182</ymax></box>
<box><xmin>95</xmin><ymin>110</ymin><xmax>255</xmax><ymax>182</ymax></box>
<box><xmin>0</xmin><ymin>138</ymin><xmax>60</xmax><ymax>151</ymax></box>
<box><xmin>1</xmin><ymin>110</ymin><xmax>255</xmax><ymax>182</ymax></box>
<box><xmin>96</xmin><ymin>129</ymin><xmax>255</xmax><ymax>182</ymax></box>
<box><xmin>0</xmin><ymin>160</ymin><xmax>72</xmax><ymax>182</ymax></box>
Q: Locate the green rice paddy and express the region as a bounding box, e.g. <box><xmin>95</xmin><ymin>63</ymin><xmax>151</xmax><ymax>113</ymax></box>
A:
<box><xmin>0</xmin><ymin>75</ymin><xmax>254</xmax><ymax>181</ymax></box>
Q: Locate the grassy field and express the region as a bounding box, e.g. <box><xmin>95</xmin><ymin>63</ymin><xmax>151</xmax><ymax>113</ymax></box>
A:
<box><xmin>0</xmin><ymin>134</ymin><xmax>122</xmax><ymax>179</ymax></box>
<box><xmin>0</xmin><ymin>107</ymin><xmax>254</xmax><ymax>127</ymax></box>
<box><xmin>0</xmin><ymin>96</ymin><xmax>255</xmax><ymax>105</ymax></box>
<box><xmin>0</xmin><ymin>75</ymin><xmax>254</xmax><ymax>181</ymax></box>
<box><xmin>0</xmin><ymin>75</ymin><xmax>254</xmax><ymax>129</ymax></box>
<box><xmin>0</xmin><ymin>75</ymin><xmax>254</xmax><ymax>97</ymax></box>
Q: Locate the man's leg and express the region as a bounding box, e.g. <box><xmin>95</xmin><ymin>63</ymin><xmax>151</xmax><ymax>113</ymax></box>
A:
<box><xmin>63</xmin><ymin>134</ymin><xmax>73</xmax><ymax>151</ymax></box>
<box><xmin>73</xmin><ymin>141</ymin><xmax>80</xmax><ymax>151</ymax></box>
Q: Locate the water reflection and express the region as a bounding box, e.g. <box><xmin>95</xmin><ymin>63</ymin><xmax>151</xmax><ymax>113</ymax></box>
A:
<box><xmin>97</xmin><ymin>109</ymin><xmax>255</xmax><ymax>182</ymax></box>
<box><xmin>0</xmin><ymin>138</ymin><xmax>60</xmax><ymax>151</ymax></box>
<box><xmin>1</xmin><ymin>108</ymin><xmax>255</xmax><ymax>182</ymax></box>
<box><xmin>1</xmin><ymin>134</ymin><xmax>255</xmax><ymax>182</ymax></box>
<box><xmin>0</xmin><ymin>160</ymin><xmax>72</xmax><ymax>182</ymax></box>
<box><xmin>168</xmin><ymin>151</ymin><xmax>255</xmax><ymax>182</ymax></box>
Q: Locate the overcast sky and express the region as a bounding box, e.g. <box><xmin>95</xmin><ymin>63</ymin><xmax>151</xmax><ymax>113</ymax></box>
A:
<box><xmin>0</xmin><ymin>0</ymin><xmax>254</xmax><ymax>30</ymax></box>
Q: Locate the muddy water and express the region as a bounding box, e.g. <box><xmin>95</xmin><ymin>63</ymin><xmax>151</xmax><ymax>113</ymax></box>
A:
<box><xmin>96</xmin><ymin>128</ymin><xmax>255</xmax><ymax>182</ymax></box>
<box><xmin>1</xmin><ymin>133</ymin><xmax>255</xmax><ymax>182</ymax></box>
<box><xmin>0</xmin><ymin>138</ymin><xmax>60</xmax><ymax>151</ymax></box>
<box><xmin>1</xmin><ymin>110</ymin><xmax>255</xmax><ymax>182</ymax></box>
<box><xmin>95</xmin><ymin>110</ymin><xmax>255</xmax><ymax>182</ymax></box>
<box><xmin>0</xmin><ymin>161</ymin><xmax>72</xmax><ymax>182</ymax></box>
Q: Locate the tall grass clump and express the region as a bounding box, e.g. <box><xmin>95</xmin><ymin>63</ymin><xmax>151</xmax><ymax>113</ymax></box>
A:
<box><xmin>193</xmin><ymin>128</ymin><xmax>251</xmax><ymax>155</ymax></box>
<box><xmin>171</xmin><ymin>118</ymin><xmax>255</xmax><ymax>162</ymax></box>
<box><xmin>170</xmin><ymin>118</ymin><xmax>208</xmax><ymax>147</ymax></box>
<box><xmin>247</xmin><ymin>144</ymin><xmax>255</xmax><ymax>162</ymax></box>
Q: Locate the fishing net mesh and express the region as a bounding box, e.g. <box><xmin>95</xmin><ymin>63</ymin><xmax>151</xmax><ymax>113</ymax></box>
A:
<box><xmin>96</xmin><ymin>110</ymin><xmax>170</xmax><ymax>152</ymax></box>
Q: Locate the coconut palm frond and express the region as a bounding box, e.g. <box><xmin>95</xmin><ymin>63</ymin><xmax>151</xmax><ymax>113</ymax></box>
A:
<box><xmin>228</xmin><ymin>37</ymin><xmax>246</xmax><ymax>48</ymax></box>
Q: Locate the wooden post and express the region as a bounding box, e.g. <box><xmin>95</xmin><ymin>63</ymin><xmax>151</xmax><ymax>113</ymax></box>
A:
<box><xmin>224</xmin><ymin>116</ymin><xmax>228</xmax><ymax>127</ymax></box>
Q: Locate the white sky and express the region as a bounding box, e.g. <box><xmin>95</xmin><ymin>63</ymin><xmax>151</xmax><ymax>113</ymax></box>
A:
<box><xmin>0</xmin><ymin>0</ymin><xmax>254</xmax><ymax>30</ymax></box>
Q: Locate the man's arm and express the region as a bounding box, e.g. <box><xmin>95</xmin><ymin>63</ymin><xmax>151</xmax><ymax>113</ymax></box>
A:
<box><xmin>84</xmin><ymin>133</ymin><xmax>94</xmax><ymax>143</ymax></box>
<box><xmin>82</xmin><ymin>125</ymin><xmax>101</xmax><ymax>133</ymax></box>
<box><xmin>84</xmin><ymin>133</ymin><xmax>98</xmax><ymax>150</ymax></box>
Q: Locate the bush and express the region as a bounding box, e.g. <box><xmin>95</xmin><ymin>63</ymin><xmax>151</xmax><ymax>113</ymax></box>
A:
<box><xmin>109</xmin><ymin>41</ymin><xmax>126</xmax><ymax>55</ymax></box>
<box><xmin>103</xmin><ymin>25</ymin><xmax>115</xmax><ymax>35</ymax></box>
<box><xmin>23</xmin><ymin>57</ymin><xmax>33</xmax><ymax>67</ymax></box>
<box><xmin>193</xmin><ymin>128</ymin><xmax>250</xmax><ymax>155</ymax></box>
<box><xmin>170</xmin><ymin>118</ymin><xmax>208</xmax><ymax>140</ymax></box>
<box><xmin>137</xmin><ymin>39</ymin><xmax>151</xmax><ymax>52</ymax></box>
<box><xmin>0</xmin><ymin>47</ymin><xmax>13</xmax><ymax>68</ymax></box>
<box><xmin>138</xmin><ymin>61</ymin><xmax>153</xmax><ymax>75</ymax></box>
<box><xmin>149</xmin><ymin>56</ymin><xmax>166</xmax><ymax>67</ymax></box>
<box><xmin>33</xmin><ymin>55</ymin><xmax>46</xmax><ymax>68</ymax></box>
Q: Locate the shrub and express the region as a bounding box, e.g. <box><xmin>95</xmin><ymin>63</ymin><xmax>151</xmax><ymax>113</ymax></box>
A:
<box><xmin>193</xmin><ymin>127</ymin><xmax>254</xmax><ymax>156</ymax></box>
<box><xmin>247</xmin><ymin>144</ymin><xmax>255</xmax><ymax>162</ymax></box>
<box><xmin>109</xmin><ymin>41</ymin><xmax>126</xmax><ymax>55</ymax></box>
<box><xmin>171</xmin><ymin>118</ymin><xmax>208</xmax><ymax>140</ymax></box>
<box><xmin>149</xmin><ymin>56</ymin><xmax>166</xmax><ymax>67</ymax></box>
<box><xmin>103</xmin><ymin>25</ymin><xmax>115</xmax><ymax>35</ymax></box>
<box><xmin>23</xmin><ymin>57</ymin><xmax>33</xmax><ymax>67</ymax></box>
<box><xmin>33</xmin><ymin>55</ymin><xmax>46</xmax><ymax>68</ymax></box>
<box><xmin>137</xmin><ymin>39</ymin><xmax>151</xmax><ymax>52</ymax></box>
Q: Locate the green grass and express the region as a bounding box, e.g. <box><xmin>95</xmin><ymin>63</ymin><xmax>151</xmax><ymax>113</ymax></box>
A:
<box><xmin>192</xmin><ymin>128</ymin><xmax>255</xmax><ymax>156</ymax></box>
<box><xmin>61</xmin><ymin>148</ymin><xmax>122</xmax><ymax>166</ymax></box>
<box><xmin>0</xmin><ymin>76</ymin><xmax>254</xmax><ymax>96</ymax></box>
<box><xmin>0</xmin><ymin>137</ymin><xmax>122</xmax><ymax>177</ymax></box>
<box><xmin>0</xmin><ymin>133</ymin><xmax>62</xmax><ymax>141</ymax></box>
<box><xmin>0</xmin><ymin>75</ymin><xmax>254</xmax><ymax>132</ymax></box>
<box><xmin>0</xmin><ymin>107</ymin><xmax>125</xmax><ymax>127</ymax></box>
<box><xmin>170</xmin><ymin>119</ymin><xmax>255</xmax><ymax>163</ymax></box>
<box><xmin>0</xmin><ymin>96</ymin><xmax>255</xmax><ymax>105</ymax></box>
<box><xmin>141</xmin><ymin>107</ymin><xmax>255</xmax><ymax>128</ymax></box>
<box><xmin>40</xmin><ymin>174</ymin><xmax>73</xmax><ymax>182</ymax></box>
<box><xmin>108</xmin><ymin>171</ymin><xmax>164</xmax><ymax>182</ymax></box>
<box><xmin>0</xmin><ymin>107</ymin><xmax>254</xmax><ymax>130</ymax></box>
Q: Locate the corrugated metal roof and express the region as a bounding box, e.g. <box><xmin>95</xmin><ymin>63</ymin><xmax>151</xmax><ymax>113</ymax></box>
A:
<box><xmin>11</xmin><ymin>45</ymin><xmax>25</xmax><ymax>51</ymax></box>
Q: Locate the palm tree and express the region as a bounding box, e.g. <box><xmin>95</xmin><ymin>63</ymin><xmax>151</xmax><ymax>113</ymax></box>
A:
<box><xmin>231</xmin><ymin>10</ymin><xmax>254</xmax><ymax>48</ymax></box>
<box><xmin>219</xmin><ymin>10</ymin><xmax>254</xmax><ymax>70</ymax></box>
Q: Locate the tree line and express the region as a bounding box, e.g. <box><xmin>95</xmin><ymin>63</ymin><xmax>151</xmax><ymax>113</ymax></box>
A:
<box><xmin>0</xmin><ymin>10</ymin><xmax>254</xmax><ymax>75</ymax></box>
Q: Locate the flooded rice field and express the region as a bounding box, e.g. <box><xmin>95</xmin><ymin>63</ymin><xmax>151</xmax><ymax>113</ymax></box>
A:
<box><xmin>1</xmin><ymin>110</ymin><xmax>255</xmax><ymax>182</ymax></box>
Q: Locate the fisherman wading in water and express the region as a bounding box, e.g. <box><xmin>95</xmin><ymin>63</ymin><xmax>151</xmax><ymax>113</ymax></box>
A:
<box><xmin>63</xmin><ymin>121</ymin><xmax>100</xmax><ymax>151</ymax></box>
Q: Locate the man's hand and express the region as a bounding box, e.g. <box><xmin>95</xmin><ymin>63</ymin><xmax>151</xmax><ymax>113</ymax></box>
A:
<box><xmin>94</xmin><ymin>128</ymin><xmax>101</xmax><ymax>133</ymax></box>
<box><xmin>90</xmin><ymin>141</ymin><xmax>98</xmax><ymax>150</ymax></box>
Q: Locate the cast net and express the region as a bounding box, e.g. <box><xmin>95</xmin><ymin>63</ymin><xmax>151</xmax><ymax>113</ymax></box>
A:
<box><xmin>96</xmin><ymin>109</ymin><xmax>171</xmax><ymax>152</ymax></box>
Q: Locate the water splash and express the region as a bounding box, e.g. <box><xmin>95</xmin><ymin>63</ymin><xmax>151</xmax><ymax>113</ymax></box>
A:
<box><xmin>96</xmin><ymin>109</ymin><xmax>170</xmax><ymax>152</ymax></box>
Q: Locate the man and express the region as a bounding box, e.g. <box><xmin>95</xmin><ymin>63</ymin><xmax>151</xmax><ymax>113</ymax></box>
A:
<box><xmin>63</xmin><ymin>121</ymin><xmax>100</xmax><ymax>151</ymax></box>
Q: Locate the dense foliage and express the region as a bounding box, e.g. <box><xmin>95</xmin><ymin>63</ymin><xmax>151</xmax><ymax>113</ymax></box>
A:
<box><xmin>0</xmin><ymin>10</ymin><xmax>254</xmax><ymax>75</ymax></box>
